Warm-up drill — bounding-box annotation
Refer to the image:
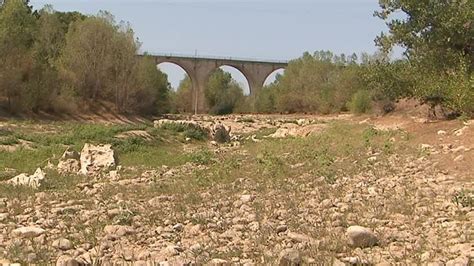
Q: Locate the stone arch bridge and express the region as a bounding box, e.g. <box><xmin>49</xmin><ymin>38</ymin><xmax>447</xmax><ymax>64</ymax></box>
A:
<box><xmin>144</xmin><ymin>53</ymin><xmax>288</xmax><ymax>114</ymax></box>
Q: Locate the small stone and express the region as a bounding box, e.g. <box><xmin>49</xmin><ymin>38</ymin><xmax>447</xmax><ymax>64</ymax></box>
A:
<box><xmin>122</xmin><ymin>248</ymin><xmax>134</xmax><ymax>261</ymax></box>
<box><xmin>240</xmin><ymin>194</ymin><xmax>255</xmax><ymax>203</ymax></box>
<box><xmin>421</xmin><ymin>252</ymin><xmax>431</xmax><ymax>262</ymax></box>
<box><xmin>287</xmin><ymin>232</ymin><xmax>314</xmax><ymax>243</ymax></box>
<box><xmin>173</xmin><ymin>223</ymin><xmax>184</xmax><ymax>232</ymax></box>
<box><xmin>12</xmin><ymin>226</ymin><xmax>45</xmax><ymax>238</ymax></box>
<box><xmin>421</xmin><ymin>144</ymin><xmax>433</xmax><ymax>150</ymax></box>
<box><xmin>454</xmin><ymin>155</ymin><xmax>464</xmax><ymax>162</ymax></box>
<box><xmin>454</xmin><ymin>126</ymin><xmax>468</xmax><ymax>136</ymax></box>
<box><xmin>276</xmin><ymin>225</ymin><xmax>288</xmax><ymax>233</ymax></box>
<box><xmin>160</xmin><ymin>245</ymin><xmax>179</xmax><ymax>257</ymax></box>
<box><xmin>346</xmin><ymin>225</ymin><xmax>378</xmax><ymax>248</ymax></box>
<box><xmin>0</xmin><ymin>213</ymin><xmax>9</xmax><ymax>221</ymax></box>
<box><xmin>368</xmin><ymin>156</ymin><xmax>377</xmax><ymax>162</ymax></box>
<box><xmin>209</xmin><ymin>258</ymin><xmax>229</xmax><ymax>265</ymax></box>
<box><xmin>108</xmin><ymin>170</ymin><xmax>120</xmax><ymax>180</ymax></box>
<box><xmin>190</xmin><ymin>243</ymin><xmax>202</xmax><ymax>254</ymax></box>
<box><xmin>53</xmin><ymin>238</ymin><xmax>73</xmax><ymax>251</ymax></box>
<box><xmin>56</xmin><ymin>255</ymin><xmax>80</xmax><ymax>266</ymax></box>
<box><xmin>278</xmin><ymin>249</ymin><xmax>302</xmax><ymax>266</ymax></box>
<box><xmin>437</xmin><ymin>130</ymin><xmax>447</xmax><ymax>135</ymax></box>
<box><xmin>446</xmin><ymin>256</ymin><xmax>470</xmax><ymax>266</ymax></box>
<box><xmin>342</xmin><ymin>257</ymin><xmax>370</xmax><ymax>265</ymax></box>
<box><xmin>103</xmin><ymin>225</ymin><xmax>134</xmax><ymax>237</ymax></box>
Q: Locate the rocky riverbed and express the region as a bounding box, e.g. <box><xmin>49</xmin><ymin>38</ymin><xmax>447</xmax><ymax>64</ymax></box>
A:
<box><xmin>0</xmin><ymin>114</ymin><xmax>472</xmax><ymax>265</ymax></box>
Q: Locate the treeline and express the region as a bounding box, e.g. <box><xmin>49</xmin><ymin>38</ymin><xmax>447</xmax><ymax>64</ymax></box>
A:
<box><xmin>1</xmin><ymin>0</ymin><xmax>472</xmax><ymax>118</ymax></box>
<box><xmin>0</xmin><ymin>0</ymin><xmax>170</xmax><ymax>115</ymax></box>
<box><xmin>253</xmin><ymin>0</ymin><xmax>473</xmax><ymax>117</ymax></box>
<box><xmin>255</xmin><ymin>51</ymin><xmax>365</xmax><ymax>114</ymax></box>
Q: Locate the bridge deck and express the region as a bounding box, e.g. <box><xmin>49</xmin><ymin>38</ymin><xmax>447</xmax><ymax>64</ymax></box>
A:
<box><xmin>143</xmin><ymin>52</ymin><xmax>289</xmax><ymax>65</ymax></box>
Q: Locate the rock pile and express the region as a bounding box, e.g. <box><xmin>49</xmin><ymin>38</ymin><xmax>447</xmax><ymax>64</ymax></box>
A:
<box><xmin>5</xmin><ymin>144</ymin><xmax>117</xmax><ymax>189</ymax></box>
<box><xmin>58</xmin><ymin>143</ymin><xmax>117</xmax><ymax>177</ymax></box>
<box><xmin>57</xmin><ymin>147</ymin><xmax>81</xmax><ymax>174</ymax></box>
<box><xmin>6</xmin><ymin>168</ymin><xmax>46</xmax><ymax>188</ymax></box>
<box><xmin>270</xmin><ymin>123</ymin><xmax>326</xmax><ymax>138</ymax></box>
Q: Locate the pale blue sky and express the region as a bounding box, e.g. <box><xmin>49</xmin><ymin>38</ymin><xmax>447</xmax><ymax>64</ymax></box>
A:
<box><xmin>30</xmin><ymin>0</ymin><xmax>388</xmax><ymax>92</ymax></box>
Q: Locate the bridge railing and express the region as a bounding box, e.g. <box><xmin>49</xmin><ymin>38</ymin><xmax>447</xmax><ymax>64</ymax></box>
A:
<box><xmin>143</xmin><ymin>52</ymin><xmax>289</xmax><ymax>64</ymax></box>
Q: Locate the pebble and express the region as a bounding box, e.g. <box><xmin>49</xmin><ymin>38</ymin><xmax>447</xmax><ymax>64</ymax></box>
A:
<box><xmin>52</xmin><ymin>238</ymin><xmax>73</xmax><ymax>251</ymax></box>
<box><xmin>11</xmin><ymin>226</ymin><xmax>45</xmax><ymax>238</ymax></box>
<box><xmin>346</xmin><ymin>225</ymin><xmax>379</xmax><ymax>248</ymax></box>
<box><xmin>278</xmin><ymin>249</ymin><xmax>302</xmax><ymax>266</ymax></box>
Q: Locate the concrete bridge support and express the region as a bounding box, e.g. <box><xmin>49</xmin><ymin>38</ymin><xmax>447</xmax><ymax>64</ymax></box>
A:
<box><xmin>150</xmin><ymin>55</ymin><xmax>287</xmax><ymax>114</ymax></box>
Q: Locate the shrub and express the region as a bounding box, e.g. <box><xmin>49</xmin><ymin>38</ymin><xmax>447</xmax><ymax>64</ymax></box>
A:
<box><xmin>161</xmin><ymin>122</ymin><xmax>208</xmax><ymax>141</ymax></box>
<box><xmin>348</xmin><ymin>90</ymin><xmax>372</xmax><ymax>114</ymax></box>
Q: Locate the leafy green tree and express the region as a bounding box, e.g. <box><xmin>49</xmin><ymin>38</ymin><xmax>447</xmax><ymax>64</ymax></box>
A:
<box><xmin>133</xmin><ymin>56</ymin><xmax>171</xmax><ymax>114</ymax></box>
<box><xmin>58</xmin><ymin>15</ymin><xmax>118</xmax><ymax>101</ymax></box>
<box><xmin>0</xmin><ymin>0</ymin><xmax>36</xmax><ymax>112</ymax></box>
<box><xmin>174</xmin><ymin>75</ymin><xmax>194</xmax><ymax>113</ymax></box>
<box><xmin>204</xmin><ymin>68</ymin><xmax>244</xmax><ymax>115</ymax></box>
<box><xmin>375</xmin><ymin>0</ymin><xmax>472</xmax><ymax>66</ymax></box>
<box><xmin>375</xmin><ymin>0</ymin><xmax>474</xmax><ymax>116</ymax></box>
<box><xmin>110</xmin><ymin>22</ymin><xmax>139</xmax><ymax>111</ymax></box>
<box><xmin>269</xmin><ymin>51</ymin><xmax>362</xmax><ymax>114</ymax></box>
<box><xmin>255</xmin><ymin>85</ymin><xmax>278</xmax><ymax>113</ymax></box>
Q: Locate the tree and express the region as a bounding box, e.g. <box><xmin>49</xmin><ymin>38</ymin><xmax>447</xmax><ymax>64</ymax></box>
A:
<box><xmin>204</xmin><ymin>68</ymin><xmax>244</xmax><ymax>115</ymax></box>
<box><xmin>375</xmin><ymin>0</ymin><xmax>474</xmax><ymax>116</ymax></box>
<box><xmin>174</xmin><ymin>75</ymin><xmax>194</xmax><ymax>113</ymax></box>
<box><xmin>0</xmin><ymin>0</ymin><xmax>36</xmax><ymax>112</ymax></box>
<box><xmin>110</xmin><ymin>21</ymin><xmax>139</xmax><ymax>111</ymax></box>
<box><xmin>132</xmin><ymin>56</ymin><xmax>171</xmax><ymax>114</ymax></box>
<box><xmin>58</xmin><ymin>15</ymin><xmax>117</xmax><ymax>101</ymax></box>
<box><xmin>375</xmin><ymin>0</ymin><xmax>473</xmax><ymax>66</ymax></box>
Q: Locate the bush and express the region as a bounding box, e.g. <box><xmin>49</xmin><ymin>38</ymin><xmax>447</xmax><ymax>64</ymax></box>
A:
<box><xmin>161</xmin><ymin>122</ymin><xmax>208</xmax><ymax>141</ymax></box>
<box><xmin>348</xmin><ymin>90</ymin><xmax>372</xmax><ymax>114</ymax></box>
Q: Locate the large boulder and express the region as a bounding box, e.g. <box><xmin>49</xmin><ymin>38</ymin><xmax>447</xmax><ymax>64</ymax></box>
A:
<box><xmin>210</xmin><ymin>123</ymin><xmax>231</xmax><ymax>143</ymax></box>
<box><xmin>7</xmin><ymin>168</ymin><xmax>46</xmax><ymax>188</ymax></box>
<box><xmin>57</xmin><ymin>147</ymin><xmax>81</xmax><ymax>174</ymax></box>
<box><xmin>79</xmin><ymin>144</ymin><xmax>117</xmax><ymax>176</ymax></box>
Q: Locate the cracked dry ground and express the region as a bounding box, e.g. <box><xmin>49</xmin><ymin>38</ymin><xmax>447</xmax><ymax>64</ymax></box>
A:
<box><xmin>0</xmin><ymin>115</ymin><xmax>473</xmax><ymax>265</ymax></box>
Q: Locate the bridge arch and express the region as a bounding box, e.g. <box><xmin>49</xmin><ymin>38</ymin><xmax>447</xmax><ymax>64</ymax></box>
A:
<box><xmin>217</xmin><ymin>65</ymin><xmax>251</xmax><ymax>96</ymax></box>
<box><xmin>157</xmin><ymin>62</ymin><xmax>191</xmax><ymax>90</ymax></box>
<box><xmin>264</xmin><ymin>68</ymin><xmax>285</xmax><ymax>87</ymax></box>
<box><xmin>153</xmin><ymin>57</ymin><xmax>202</xmax><ymax>114</ymax></box>
<box><xmin>157</xmin><ymin>62</ymin><xmax>194</xmax><ymax>113</ymax></box>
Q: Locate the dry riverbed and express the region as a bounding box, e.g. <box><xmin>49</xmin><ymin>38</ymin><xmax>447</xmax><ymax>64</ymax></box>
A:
<box><xmin>0</xmin><ymin>114</ymin><xmax>472</xmax><ymax>265</ymax></box>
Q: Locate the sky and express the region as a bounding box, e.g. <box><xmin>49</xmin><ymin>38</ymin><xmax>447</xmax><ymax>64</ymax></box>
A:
<box><xmin>29</xmin><ymin>0</ymin><xmax>389</xmax><ymax>93</ymax></box>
